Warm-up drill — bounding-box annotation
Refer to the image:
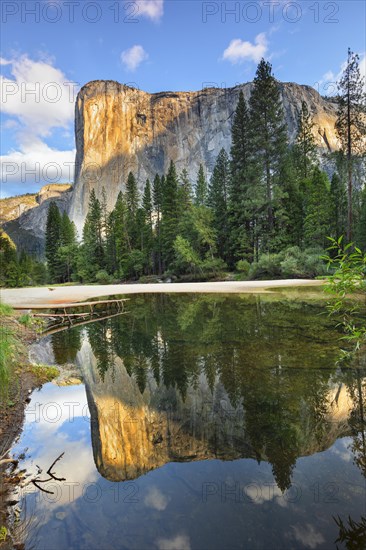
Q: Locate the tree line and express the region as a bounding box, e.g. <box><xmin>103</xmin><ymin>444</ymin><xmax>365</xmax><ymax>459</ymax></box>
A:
<box><xmin>1</xmin><ymin>53</ymin><xmax>365</xmax><ymax>287</ymax></box>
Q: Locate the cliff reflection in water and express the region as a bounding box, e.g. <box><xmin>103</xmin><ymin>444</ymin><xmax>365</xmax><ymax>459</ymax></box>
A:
<box><xmin>51</xmin><ymin>294</ymin><xmax>366</xmax><ymax>492</ymax></box>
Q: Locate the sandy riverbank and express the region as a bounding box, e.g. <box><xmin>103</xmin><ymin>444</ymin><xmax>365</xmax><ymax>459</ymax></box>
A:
<box><xmin>1</xmin><ymin>279</ymin><xmax>325</xmax><ymax>308</ymax></box>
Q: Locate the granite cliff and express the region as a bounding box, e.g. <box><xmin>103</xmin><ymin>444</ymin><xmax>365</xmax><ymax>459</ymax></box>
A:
<box><xmin>2</xmin><ymin>80</ymin><xmax>339</xmax><ymax>249</ymax></box>
<box><xmin>69</xmin><ymin>80</ymin><xmax>339</xmax><ymax>233</ymax></box>
<box><xmin>1</xmin><ymin>184</ymin><xmax>72</xmax><ymax>257</ymax></box>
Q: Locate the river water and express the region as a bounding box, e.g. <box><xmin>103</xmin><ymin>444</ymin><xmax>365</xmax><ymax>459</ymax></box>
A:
<box><xmin>10</xmin><ymin>293</ymin><xmax>366</xmax><ymax>549</ymax></box>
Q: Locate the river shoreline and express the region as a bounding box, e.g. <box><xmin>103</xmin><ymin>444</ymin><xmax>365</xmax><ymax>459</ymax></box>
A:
<box><xmin>1</xmin><ymin>279</ymin><xmax>324</xmax><ymax>308</ymax></box>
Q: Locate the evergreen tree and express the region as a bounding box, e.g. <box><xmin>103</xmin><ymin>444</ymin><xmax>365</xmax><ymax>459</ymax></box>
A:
<box><xmin>81</xmin><ymin>189</ymin><xmax>105</xmax><ymax>280</ymax></box>
<box><xmin>60</xmin><ymin>211</ymin><xmax>77</xmax><ymax>246</ymax></box>
<box><xmin>58</xmin><ymin>211</ymin><xmax>78</xmax><ymax>282</ymax></box>
<box><xmin>179</xmin><ymin>168</ymin><xmax>193</xmax><ymax>208</ymax></box>
<box><xmin>249</xmin><ymin>59</ymin><xmax>288</xmax><ymax>248</ymax></box>
<box><xmin>229</xmin><ymin>90</ymin><xmax>256</xmax><ymax>261</ymax></box>
<box><xmin>208</xmin><ymin>148</ymin><xmax>230</xmax><ymax>261</ymax></box>
<box><xmin>153</xmin><ymin>173</ymin><xmax>163</xmax><ymax>274</ymax></box>
<box><xmin>304</xmin><ymin>168</ymin><xmax>331</xmax><ymax>248</ymax></box>
<box><xmin>0</xmin><ymin>230</ymin><xmax>17</xmax><ymax>286</ymax></box>
<box><xmin>142</xmin><ymin>179</ymin><xmax>153</xmax><ymax>228</ymax></box>
<box><xmin>336</xmin><ymin>48</ymin><xmax>366</xmax><ymax>240</ymax></box>
<box><xmin>126</xmin><ymin>171</ymin><xmax>140</xmax><ymax>247</ymax></box>
<box><xmin>106</xmin><ymin>191</ymin><xmax>130</xmax><ymax>276</ymax></box>
<box><xmin>100</xmin><ymin>187</ymin><xmax>109</xmax><ymax>236</ymax></box>
<box><xmin>45</xmin><ymin>201</ymin><xmax>62</xmax><ymax>282</ymax></box>
<box><xmin>330</xmin><ymin>172</ymin><xmax>347</xmax><ymax>240</ymax></box>
<box><xmin>161</xmin><ymin>161</ymin><xmax>180</xmax><ymax>269</ymax></box>
<box><xmin>126</xmin><ymin>172</ymin><xmax>139</xmax><ymax>216</ymax></box>
<box><xmin>293</xmin><ymin>101</ymin><xmax>317</xmax><ymax>179</ymax></box>
<box><xmin>142</xmin><ymin>179</ymin><xmax>154</xmax><ymax>271</ymax></box>
<box><xmin>278</xmin><ymin>151</ymin><xmax>304</xmax><ymax>248</ymax></box>
<box><xmin>195</xmin><ymin>165</ymin><xmax>208</xmax><ymax>206</ymax></box>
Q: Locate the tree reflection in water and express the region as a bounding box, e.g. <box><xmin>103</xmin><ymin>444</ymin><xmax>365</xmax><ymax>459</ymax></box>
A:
<box><xmin>51</xmin><ymin>294</ymin><xmax>366</xmax><ymax>498</ymax></box>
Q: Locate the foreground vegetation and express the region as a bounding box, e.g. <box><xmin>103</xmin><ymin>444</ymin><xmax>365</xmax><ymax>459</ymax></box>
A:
<box><xmin>324</xmin><ymin>237</ymin><xmax>366</xmax><ymax>356</ymax></box>
<box><xmin>0</xmin><ymin>304</ymin><xmax>57</xmax><ymax>406</ymax></box>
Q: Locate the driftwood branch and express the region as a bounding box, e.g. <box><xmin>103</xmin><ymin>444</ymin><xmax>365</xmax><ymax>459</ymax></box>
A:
<box><xmin>30</xmin><ymin>452</ymin><xmax>66</xmax><ymax>494</ymax></box>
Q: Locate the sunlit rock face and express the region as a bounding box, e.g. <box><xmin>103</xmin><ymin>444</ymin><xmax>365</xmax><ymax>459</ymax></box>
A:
<box><xmin>69</xmin><ymin>80</ymin><xmax>338</xmax><ymax>233</ymax></box>
<box><xmin>77</xmin><ymin>339</ymin><xmax>248</xmax><ymax>481</ymax></box>
<box><xmin>2</xmin><ymin>184</ymin><xmax>72</xmax><ymax>257</ymax></box>
<box><xmin>76</xmin><ymin>339</ymin><xmax>353</xmax><ymax>484</ymax></box>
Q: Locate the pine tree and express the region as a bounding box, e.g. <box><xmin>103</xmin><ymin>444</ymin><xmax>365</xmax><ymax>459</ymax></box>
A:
<box><xmin>336</xmin><ymin>48</ymin><xmax>366</xmax><ymax>240</ymax></box>
<box><xmin>60</xmin><ymin>211</ymin><xmax>77</xmax><ymax>246</ymax></box>
<box><xmin>110</xmin><ymin>191</ymin><xmax>131</xmax><ymax>275</ymax></box>
<box><xmin>161</xmin><ymin>161</ymin><xmax>180</xmax><ymax>269</ymax></box>
<box><xmin>153</xmin><ymin>174</ymin><xmax>163</xmax><ymax>274</ymax></box>
<box><xmin>293</xmin><ymin>101</ymin><xmax>317</xmax><ymax>179</ymax></box>
<box><xmin>58</xmin><ymin>211</ymin><xmax>78</xmax><ymax>282</ymax></box>
<box><xmin>249</xmin><ymin>59</ymin><xmax>288</xmax><ymax>248</ymax></box>
<box><xmin>142</xmin><ymin>179</ymin><xmax>153</xmax><ymax>228</ymax></box>
<box><xmin>81</xmin><ymin>189</ymin><xmax>105</xmax><ymax>279</ymax></box>
<box><xmin>141</xmin><ymin>179</ymin><xmax>154</xmax><ymax>272</ymax></box>
<box><xmin>195</xmin><ymin>165</ymin><xmax>208</xmax><ymax>206</ymax></box>
<box><xmin>229</xmin><ymin>90</ymin><xmax>257</xmax><ymax>261</ymax></box>
<box><xmin>208</xmin><ymin>148</ymin><xmax>230</xmax><ymax>261</ymax></box>
<box><xmin>45</xmin><ymin>201</ymin><xmax>62</xmax><ymax>282</ymax></box>
<box><xmin>330</xmin><ymin>172</ymin><xmax>347</xmax><ymax>240</ymax></box>
<box><xmin>304</xmin><ymin>168</ymin><xmax>331</xmax><ymax>248</ymax></box>
<box><xmin>278</xmin><ymin>151</ymin><xmax>304</xmax><ymax>248</ymax></box>
<box><xmin>126</xmin><ymin>172</ymin><xmax>139</xmax><ymax>216</ymax></box>
<box><xmin>179</xmin><ymin>168</ymin><xmax>193</xmax><ymax>208</ymax></box>
<box><xmin>126</xmin><ymin>172</ymin><xmax>140</xmax><ymax>248</ymax></box>
<box><xmin>100</xmin><ymin>186</ymin><xmax>108</xmax><ymax>236</ymax></box>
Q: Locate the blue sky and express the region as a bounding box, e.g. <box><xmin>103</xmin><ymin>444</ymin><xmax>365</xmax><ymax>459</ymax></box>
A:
<box><xmin>1</xmin><ymin>0</ymin><xmax>365</xmax><ymax>197</ymax></box>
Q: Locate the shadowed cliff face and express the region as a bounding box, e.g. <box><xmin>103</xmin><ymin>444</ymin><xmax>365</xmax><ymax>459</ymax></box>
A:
<box><xmin>69</xmin><ymin>80</ymin><xmax>339</xmax><ymax>233</ymax></box>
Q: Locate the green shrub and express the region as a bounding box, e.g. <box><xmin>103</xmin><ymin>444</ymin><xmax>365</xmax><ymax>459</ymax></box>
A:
<box><xmin>95</xmin><ymin>270</ymin><xmax>112</xmax><ymax>284</ymax></box>
<box><xmin>247</xmin><ymin>247</ymin><xmax>327</xmax><ymax>280</ymax></box>
<box><xmin>236</xmin><ymin>260</ymin><xmax>251</xmax><ymax>275</ymax></box>
<box><xmin>248</xmin><ymin>254</ymin><xmax>282</xmax><ymax>280</ymax></box>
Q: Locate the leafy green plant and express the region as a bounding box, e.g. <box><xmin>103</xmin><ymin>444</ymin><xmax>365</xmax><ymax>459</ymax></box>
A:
<box><xmin>323</xmin><ymin>236</ymin><xmax>366</xmax><ymax>354</ymax></box>
<box><xmin>0</xmin><ymin>526</ymin><xmax>8</xmax><ymax>542</ymax></box>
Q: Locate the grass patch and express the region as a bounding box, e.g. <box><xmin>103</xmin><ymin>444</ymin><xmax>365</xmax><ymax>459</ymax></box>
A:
<box><xmin>29</xmin><ymin>364</ymin><xmax>59</xmax><ymax>384</ymax></box>
<box><xmin>18</xmin><ymin>313</ymin><xmax>33</xmax><ymax>327</ymax></box>
<box><xmin>0</xmin><ymin>302</ymin><xmax>13</xmax><ymax>316</ymax></box>
<box><xmin>0</xmin><ymin>326</ymin><xmax>18</xmax><ymax>400</ymax></box>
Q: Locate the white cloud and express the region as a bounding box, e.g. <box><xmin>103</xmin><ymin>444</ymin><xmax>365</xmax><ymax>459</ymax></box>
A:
<box><xmin>144</xmin><ymin>486</ymin><xmax>169</xmax><ymax>511</ymax></box>
<box><xmin>291</xmin><ymin>524</ymin><xmax>325</xmax><ymax>549</ymax></box>
<box><xmin>157</xmin><ymin>534</ymin><xmax>191</xmax><ymax>550</ymax></box>
<box><xmin>222</xmin><ymin>33</ymin><xmax>268</xmax><ymax>64</ymax></box>
<box><xmin>0</xmin><ymin>55</ymin><xmax>77</xmax><ymax>189</ymax></box>
<box><xmin>1</xmin><ymin>138</ymin><xmax>75</xmax><ymax>185</ymax></box>
<box><xmin>134</xmin><ymin>0</ymin><xmax>164</xmax><ymax>22</ymax></box>
<box><xmin>121</xmin><ymin>45</ymin><xmax>148</xmax><ymax>71</ymax></box>
<box><xmin>1</xmin><ymin>55</ymin><xmax>77</xmax><ymax>136</ymax></box>
<box><xmin>318</xmin><ymin>53</ymin><xmax>366</xmax><ymax>96</ymax></box>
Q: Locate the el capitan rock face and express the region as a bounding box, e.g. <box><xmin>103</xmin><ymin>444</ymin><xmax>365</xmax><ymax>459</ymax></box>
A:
<box><xmin>69</xmin><ymin>80</ymin><xmax>339</xmax><ymax>233</ymax></box>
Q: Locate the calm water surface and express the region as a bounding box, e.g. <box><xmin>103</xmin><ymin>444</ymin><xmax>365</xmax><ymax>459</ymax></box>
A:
<box><xmin>11</xmin><ymin>293</ymin><xmax>366</xmax><ymax>549</ymax></box>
